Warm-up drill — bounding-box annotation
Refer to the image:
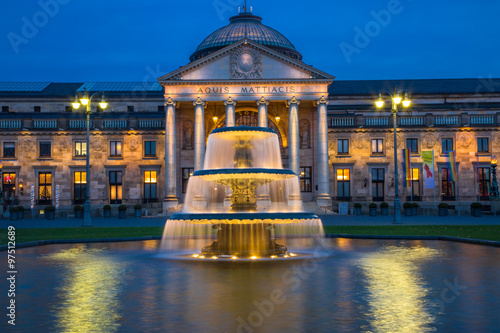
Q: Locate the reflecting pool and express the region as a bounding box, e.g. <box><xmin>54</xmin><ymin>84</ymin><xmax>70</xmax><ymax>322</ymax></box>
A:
<box><xmin>4</xmin><ymin>239</ymin><xmax>500</xmax><ymax>332</ymax></box>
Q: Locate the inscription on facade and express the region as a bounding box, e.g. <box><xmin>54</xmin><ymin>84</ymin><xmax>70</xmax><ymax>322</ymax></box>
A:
<box><xmin>196</xmin><ymin>86</ymin><xmax>296</xmax><ymax>94</ymax></box>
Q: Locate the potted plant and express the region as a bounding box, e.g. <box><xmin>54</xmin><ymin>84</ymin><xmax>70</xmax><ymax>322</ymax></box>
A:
<box><xmin>17</xmin><ymin>206</ymin><xmax>25</xmax><ymax>220</ymax></box>
<box><xmin>9</xmin><ymin>206</ymin><xmax>19</xmax><ymax>221</ymax></box>
<box><xmin>380</xmin><ymin>202</ymin><xmax>389</xmax><ymax>215</ymax></box>
<box><xmin>45</xmin><ymin>205</ymin><xmax>56</xmax><ymax>220</ymax></box>
<box><xmin>438</xmin><ymin>203</ymin><xmax>449</xmax><ymax>216</ymax></box>
<box><xmin>118</xmin><ymin>205</ymin><xmax>127</xmax><ymax>219</ymax></box>
<box><xmin>103</xmin><ymin>205</ymin><xmax>111</xmax><ymax>218</ymax></box>
<box><xmin>471</xmin><ymin>202</ymin><xmax>482</xmax><ymax>217</ymax></box>
<box><xmin>369</xmin><ymin>203</ymin><xmax>377</xmax><ymax>216</ymax></box>
<box><xmin>134</xmin><ymin>204</ymin><xmax>142</xmax><ymax>218</ymax></box>
<box><xmin>353</xmin><ymin>203</ymin><xmax>362</xmax><ymax>215</ymax></box>
<box><xmin>412</xmin><ymin>203</ymin><xmax>419</xmax><ymax>216</ymax></box>
<box><xmin>403</xmin><ymin>202</ymin><xmax>413</xmax><ymax>216</ymax></box>
<box><xmin>74</xmin><ymin>205</ymin><xmax>84</xmax><ymax>219</ymax></box>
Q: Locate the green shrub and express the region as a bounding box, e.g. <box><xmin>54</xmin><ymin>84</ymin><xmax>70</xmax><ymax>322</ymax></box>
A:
<box><xmin>9</xmin><ymin>206</ymin><xmax>19</xmax><ymax>213</ymax></box>
<box><xmin>380</xmin><ymin>202</ymin><xmax>389</xmax><ymax>208</ymax></box>
<box><xmin>412</xmin><ymin>203</ymin><xmax>420</xmax><ymax>208</ymax></box>
<box><xmin>403</xmin><ymin>202</ymin><xmax>412</xmax><ymax>209</ymax></box>
<box><xmin>45</xmin><ymin>205</ymin><xmax>56</xmax><ymax>212</ymax></box>
<box><xmin>438</xmin><ymin>203</ymin><xmax>449</xmax><ymax>209</ymax></box>
<box><xmin>354</xmin><ymin>203</ymin><xmax>362</xmax><ymax>208</ymax></box>
<box><xmin>17</xmin><ymin>206</ymin><xmax>25</xmax><ymax>212</ymax></box>
<box><xmin>134</xmin><ymin>204</ymin><xmax>142</xmax><ymax>210</ymax></box>
<box><xmin>369</xmin><ymin>203</ymin><xmax>377</xmax><ymax>208</ymax></box>
<box><xmin>74</xmin><ymin>205</ymin><xmax>84</xmax><ymax>211</ymax></box>
<box><xmin>118</xmin><ymin>205</ymin><xmax>127</xmax><ymax>211</ymax></box>
<box><xmin>103</xmin><ymin>205</ymin><xmax>111</xmax><ymax>211</ymax></box>
<box><xmin>471</xmin><ymin>202</ymin><xmax>482</xmax><ymax>209</ymax></box>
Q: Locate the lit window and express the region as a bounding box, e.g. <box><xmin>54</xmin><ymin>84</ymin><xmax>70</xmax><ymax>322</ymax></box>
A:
<box><xmin>300</xmin><ymin>167</ymin><xmax>312</xmax><ymax>192</ymax></box>
<box><xmin>110</xmin><ymin>141</ymin><xmax>122</xmax><ymax>156</ymax></box>
<box><xmin>336</xmin><ymin>169</ymin><xmax>350</xmax><ymax>201</ymax></box>
<box><xmin>75</xmin><ymin>141</ymin><xmax>87</xmax><ymax>156</ymax></box>
<box><xmin>109</xmin><ymin>171</ymin><xmax>123</xmax><ymax>204</ymax></box>
<box><xmin>38</xmin><ymin>172</ymin><xmax>52</xmax><ymax>204</ymax></box>
<box><xmin>74</xmin><ymin>171</ymin><xmax>87</xmax><ymax>204</ymax></box>
<box><xmin>144</xmin><ymin>171</ymin><xmax>157</xmax><ymax>202</ymax></box>
<box><xmin>371</xmin><ymin>139</ymin><xmax>383</xmax><ymax>154</ymax></box>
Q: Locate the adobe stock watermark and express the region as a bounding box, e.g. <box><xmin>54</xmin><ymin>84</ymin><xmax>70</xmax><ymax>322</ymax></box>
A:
<box><xmin>429</xmin><ymin>277</ymin><xmax>467</xmax><ymax>321</ymax></box>
<box><xmin>236</xmin><ymin>239</ymin><xmax>334</xmax><ymax>333</ymax></box>
<box><xmin>7</xmin><ymin>0</ymin><xmax>72</xmax><ymax>54</ymax></box>
<box><xmin>212</xmin><ymin>0</ymin><xmax>244</xmax><ymax>22</ymax></box>
<box><xmin>339</xmin><ymin>0</ymin><xmax>406</xmax><ymax>64</ymax></box>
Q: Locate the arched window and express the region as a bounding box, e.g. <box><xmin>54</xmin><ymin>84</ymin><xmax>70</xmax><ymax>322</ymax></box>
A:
<box><xmin>218</xmin><ymin>111</ymin><xmax>283</xmax><ymax>148</ymax></box>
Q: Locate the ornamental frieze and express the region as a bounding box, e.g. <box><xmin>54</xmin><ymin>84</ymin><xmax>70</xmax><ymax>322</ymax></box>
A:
<box><xmin>422</xmin><ymin>133</ymin><xmax>437</xmax><ymax>149</ymax></box>
<box><xmin>230</xmin><ymin>47</ymin><xmax>262</xmax><ymax>79</ymax></box>
<box><xmin>458</xmin><ymin>133</ymin><xmax>472</xmax><ymax>148</ymax></box>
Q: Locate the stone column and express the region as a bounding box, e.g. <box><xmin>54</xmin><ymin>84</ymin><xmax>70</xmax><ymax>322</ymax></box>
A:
<box><xmin>193</xmin><ymin>97</ymin><xmax>206</xmax><ymax>171</ymax></box>
<box><xmin>225</xmin><ymin>97</ymin><xmax>236</xmax><ymax>127</ymax></box>
<box><xmin>163</xmin><ymin>97</ymin><xmax>178</xmax><ymax>209</ymax></box>
<box><xmin>316</xmin><ymin>96</ymin><xmax>331</xmax><ymax>207</ymax></box>
<box><xmin>287</xmin><ymin>96</ymin><xmax>300</xmax><ymax>176</ymax></box>
<box><xmin>257</xmin><ymin>97</ymin><xmax>269</xmax><ymax>127</ymax></box>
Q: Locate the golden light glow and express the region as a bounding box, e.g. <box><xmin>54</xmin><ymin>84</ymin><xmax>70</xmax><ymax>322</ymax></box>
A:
<box><xmin>270</xmin><ymin>255</ymin><xmax>277</xmax><ymax>259</ymax></box>
<box><xmin>393</xmin><ymin>92</ymin><xmax>402</xmax><ymax>105</ymax></box>
<box><xmin>275</xmin><ymin>115</ymin><xmax>280</xmax><ymax>123</ymax></box>
<box><xmin>192</xmin><ymin>254</ymin><xmax>199</xmax><ymax>258</ymax></box>
<box><xmin>72</xmin><ymin>102</ymin><xmax>81</xmax><ymax>109</ymax></box>
<box><xmin>402</xmin><ymin>92</ymin><xmax>411</xmax><ymax>107</ymax></box>
<box><xmin>250</xmin><ymin>256</ymin><xmax>258</xmax><ymax>260</ymax></box>
<box><xmin>213</xmin><ymin>116</ymin><xmax>218</xmax><ymax>123</ymax></box>
<box><xmin>80</xmin><ymin>97</ymin><xmax>90</xmax><ymax>106</ymax></box>
<box><xmin>411</xmin><ymin>168</ymin><xmax>419</xmax><ymax>181</ymax></box>
<box><xmin>231</xmin><ymin>256</ymin><xmax>237</xmax><ymax>260</ymax></box>
<box><xmin>211</xmin><ymin>256</ymin><xmax>218</xmax><ymax>260</ymax></box>
<box><xmin>99</xmin><ymin>102</ymin><xmax>108</xmax><ymax>109</ymax></box>
<box><xmin>337</xmin><ymin>169</ymin><xmax>350</xmax><ymax>181</ymax></box>
<box><xmin>375</xmin><ymin>93</ymin><xmax>384</xmax><ymax>108</ymax></box>
<box><xmin>492</xmin><ymin>155</ymin><xmax>498</xmax><ymax>165</ymax></box>
<box><xmin>289</xmin><ymin>253</ymin><xmax>296</xmax><ymax>257</ymax></box>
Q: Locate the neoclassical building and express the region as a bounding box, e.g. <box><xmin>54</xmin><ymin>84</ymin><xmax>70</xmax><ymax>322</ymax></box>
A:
<box><xmin>0</xmin><ymin>11</ymin><xmax>499</xmax><ymax>215</ymax></box>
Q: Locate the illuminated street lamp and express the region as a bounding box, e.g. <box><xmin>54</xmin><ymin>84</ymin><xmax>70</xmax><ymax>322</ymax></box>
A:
<box><xmin>490</xmin><ymin>155</ymin><xmax>499</xmax><ymax>198</ymax></box>
<box><xmin>72</xmin><ymin>88</ymin><xmax>108</xmax><ymax>226</ymax></box>
<box><xmin>375</xmin><ymin>87</ymin><xmax>411</xmax><ymax>224</ymax></box>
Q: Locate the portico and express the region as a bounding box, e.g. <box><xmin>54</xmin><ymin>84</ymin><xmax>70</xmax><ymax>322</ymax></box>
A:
<box><xmin>158</xmin><ymin>37</ymin><xmax>334</xmax><ymax>209</ymax></box>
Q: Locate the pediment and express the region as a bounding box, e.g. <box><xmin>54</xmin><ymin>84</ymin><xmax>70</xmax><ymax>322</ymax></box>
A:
<box><xmin>158</xmin><ymin>39</ymin><xmax>334</xmax><ymax>83</ymax></box>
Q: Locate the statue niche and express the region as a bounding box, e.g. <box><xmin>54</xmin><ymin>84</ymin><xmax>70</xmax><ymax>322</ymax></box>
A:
<box><xmin>183</xmin><ymin>120</ymin><xmax>194</xmax><ymax>150</ymax></box>
<box><xmin>299</xmin><ymin>119</ymin><xmax>310</xmax><ymax>149</ymax></box>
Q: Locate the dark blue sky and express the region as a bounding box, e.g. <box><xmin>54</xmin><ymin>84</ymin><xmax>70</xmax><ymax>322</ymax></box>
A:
<box><xmin>1</xmin><ymin>0</ymin><xmax>499</xmax><ymax>82</ymax></box>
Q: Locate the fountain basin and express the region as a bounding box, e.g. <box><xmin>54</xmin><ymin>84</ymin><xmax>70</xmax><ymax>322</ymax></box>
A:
<box><xmin>168</xmin><ymin>212</ymin><xmax>319</xmax><ymax>224</ymax></box>
<box><xmin>192</xmin><ymin>168</ymin><xmax>297</xmax><ymax>181</ymax></box>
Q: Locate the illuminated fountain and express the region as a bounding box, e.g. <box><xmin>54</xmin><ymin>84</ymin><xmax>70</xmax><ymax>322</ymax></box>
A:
<box><xmin>161</xmin><ymin>126</ymin><xmax>324</xmax><ymax>260</ymax></box>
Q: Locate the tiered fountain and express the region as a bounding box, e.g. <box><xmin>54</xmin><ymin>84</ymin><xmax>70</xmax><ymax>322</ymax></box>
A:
<box><xmin>161</xmin><ymin>126</ymin><xmax>324</xmax><ymax>260</ymax></box>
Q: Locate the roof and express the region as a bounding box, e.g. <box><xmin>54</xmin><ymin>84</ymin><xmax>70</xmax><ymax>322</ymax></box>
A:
<box><xmin>329</xmin><ymin>78</ymin><xmax>500</xmax><ymax>96</ymax></box>
<box><xmin>1</xmin><ymin>78</ymin><xmax>500</xmax><ymax>99</ymax></box>
<box><xmin>189</xmin><ymin>12</ymin><xmax>302</xmax><ymax>62</ymax></box>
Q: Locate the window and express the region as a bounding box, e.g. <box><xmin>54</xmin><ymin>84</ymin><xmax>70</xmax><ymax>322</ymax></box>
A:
<box><xmin>75</xmin><ymin>141</ymin><xmax>87</xmax><ymax>156</ymax></box>
<box><xmin>38</xmin><ymin>172</ymin><xmax>52</xmax><ymax>204</ymax></box>
<box><xmin>410</xmin><ymin>168</ymin><xmax>421</xmax><ymax>199</ymax></box>
<box><xmin>372</xmin><ymin>168</ymin><xmax>385</xmax><ymax>201</ymax></box>
<box><xmin>2</xmin><ymin>173</ymin><xmax>16</xmax><ymax>205</ymax></box>
<box><xmin>144</xmin><ymin>171</ymin><xmax>158</xmax><ymax>202</ymax></box>
<box><xmin>300</xmin><ymin>167</ymin><xmax>312</xmax><ymax>192</ymax></box>
<box><xmin>371</xmin><ymin>139</ymin><xmax>384</xmax><ymax>154</ymax></box>
<box><xmin>406</xmin><ymin>138</ymin><xmax>418</xmax><ymax>153</ymax></box>
<box><xmin>3</xmin><ymin>142</ymin><xmax>15</xmax><ymax>158</ymax></box>
<box><xmin>2</xmin><ymin>106</ymin><xmax>9</xmax><ymax>113</ymax></box>
<box><xmin>110</xmin><ymin>141</ymin><xmax>122</xmax><ymax>156</ymax></box>
<box><xmin>144</xmin><ymin>141</ymin><xmax>156</xmax><ymax>157</ymax></box>
<box><xmin>477</xmin><ymin>138</ymin><xmax>489</xmax><ymax>153</ymax></box>
<box><xmin>158</xmin><ymin>105</ymin><xmax>165</xmax><ymax>112</ymax></box>
<box><xmin>338</xmin><ymin>139</ymin><xmax>349</xmax><ymax>155</ymax></box>
<box><xmin>336</xmin><ymin>169</ymin><xmax>350</xmax><ymax>201</ymax></box>
<box><xmin>441</xmin><ymin>168</ymin><xmax>455</xmax><ymax>200</ymax></box>
<box><xmin>34</xmin><ymin>106</ymin><xmax>41</xmax><ymax>112</ymax></box>
<box><xmin>39</xmin><ymin>142</ymin><xmax>51</xmax><ymax>157</ymax></box>
<box><xmin>442</xmin><ymin>138</ymin><xmax>453</xmax><ymax>153</ymax></box>
<box><xmin>182</xmin><ymin>168</ymin><xmax>194</xmax><ymax>193</ymax></box>
<box><xmin>127</xmin><ymin>105</ymin><xmax>134</xmax><ymax>113</ymax></box>
<box><xmin>478</xmin><ymin>167</ymin><xmax>491</xmax><ymax>200</ymax></box>
<box><xmin>74</xmin><ymin>171</ymin><xmax>87</xmax><ymax>204</ymax></box>
<box><xmin>109</xmin><ymin>171</ymin><xmax>123</xmax><ymax>204</ymax></box>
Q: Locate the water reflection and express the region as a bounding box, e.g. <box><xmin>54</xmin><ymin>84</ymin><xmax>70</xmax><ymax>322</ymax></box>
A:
<box><xmin>357</xmin><ymin>245</ymin><xmax>442</xmax><ymax>333</ymax></box>
<box><xmin>46</xmin><ymin>246</ymin><xmax>125</xmax><ymax>333</ymax></box>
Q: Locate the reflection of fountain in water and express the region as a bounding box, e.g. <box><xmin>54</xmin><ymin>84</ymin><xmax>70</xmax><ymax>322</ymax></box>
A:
<box><xmin>161</xmin><ymin>126</ymin><xmax>324</xmax><ymax>260</ymax></box>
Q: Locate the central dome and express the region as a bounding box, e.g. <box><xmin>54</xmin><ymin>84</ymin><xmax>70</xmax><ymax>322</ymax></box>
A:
<box><xmin>189</xmin><ymin>12</ymin><xmax>302</xmax><ymax>62</ymax></box>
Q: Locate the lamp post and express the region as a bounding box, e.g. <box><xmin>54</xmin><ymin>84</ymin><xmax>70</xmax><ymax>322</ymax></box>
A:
<box><xmin>375</xmin><ymin>87</ymin><xmax>411</xmax><ymax>224</ymax></box>
<box><xmin>72</xmin><ymin>88</ymin><xmax>108</xmax><ymax>226</ymax></box>
<box><xmin>490</xmin><ymin>155</ymin><xmax>499</xmax><ymax>215</ymax></box>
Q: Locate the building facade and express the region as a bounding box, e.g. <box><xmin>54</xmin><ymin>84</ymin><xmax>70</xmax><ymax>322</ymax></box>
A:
<box><xmin>1</xmin><ymin>12</ymin><xmax>499</xmax><ymax>214</ymax></box>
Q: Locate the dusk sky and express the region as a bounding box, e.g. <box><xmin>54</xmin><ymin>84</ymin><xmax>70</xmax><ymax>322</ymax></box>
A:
<box><xmin>1</xmin><ymin>0</ymin><xmax>499</xmax><ymax>82</ymax></box>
